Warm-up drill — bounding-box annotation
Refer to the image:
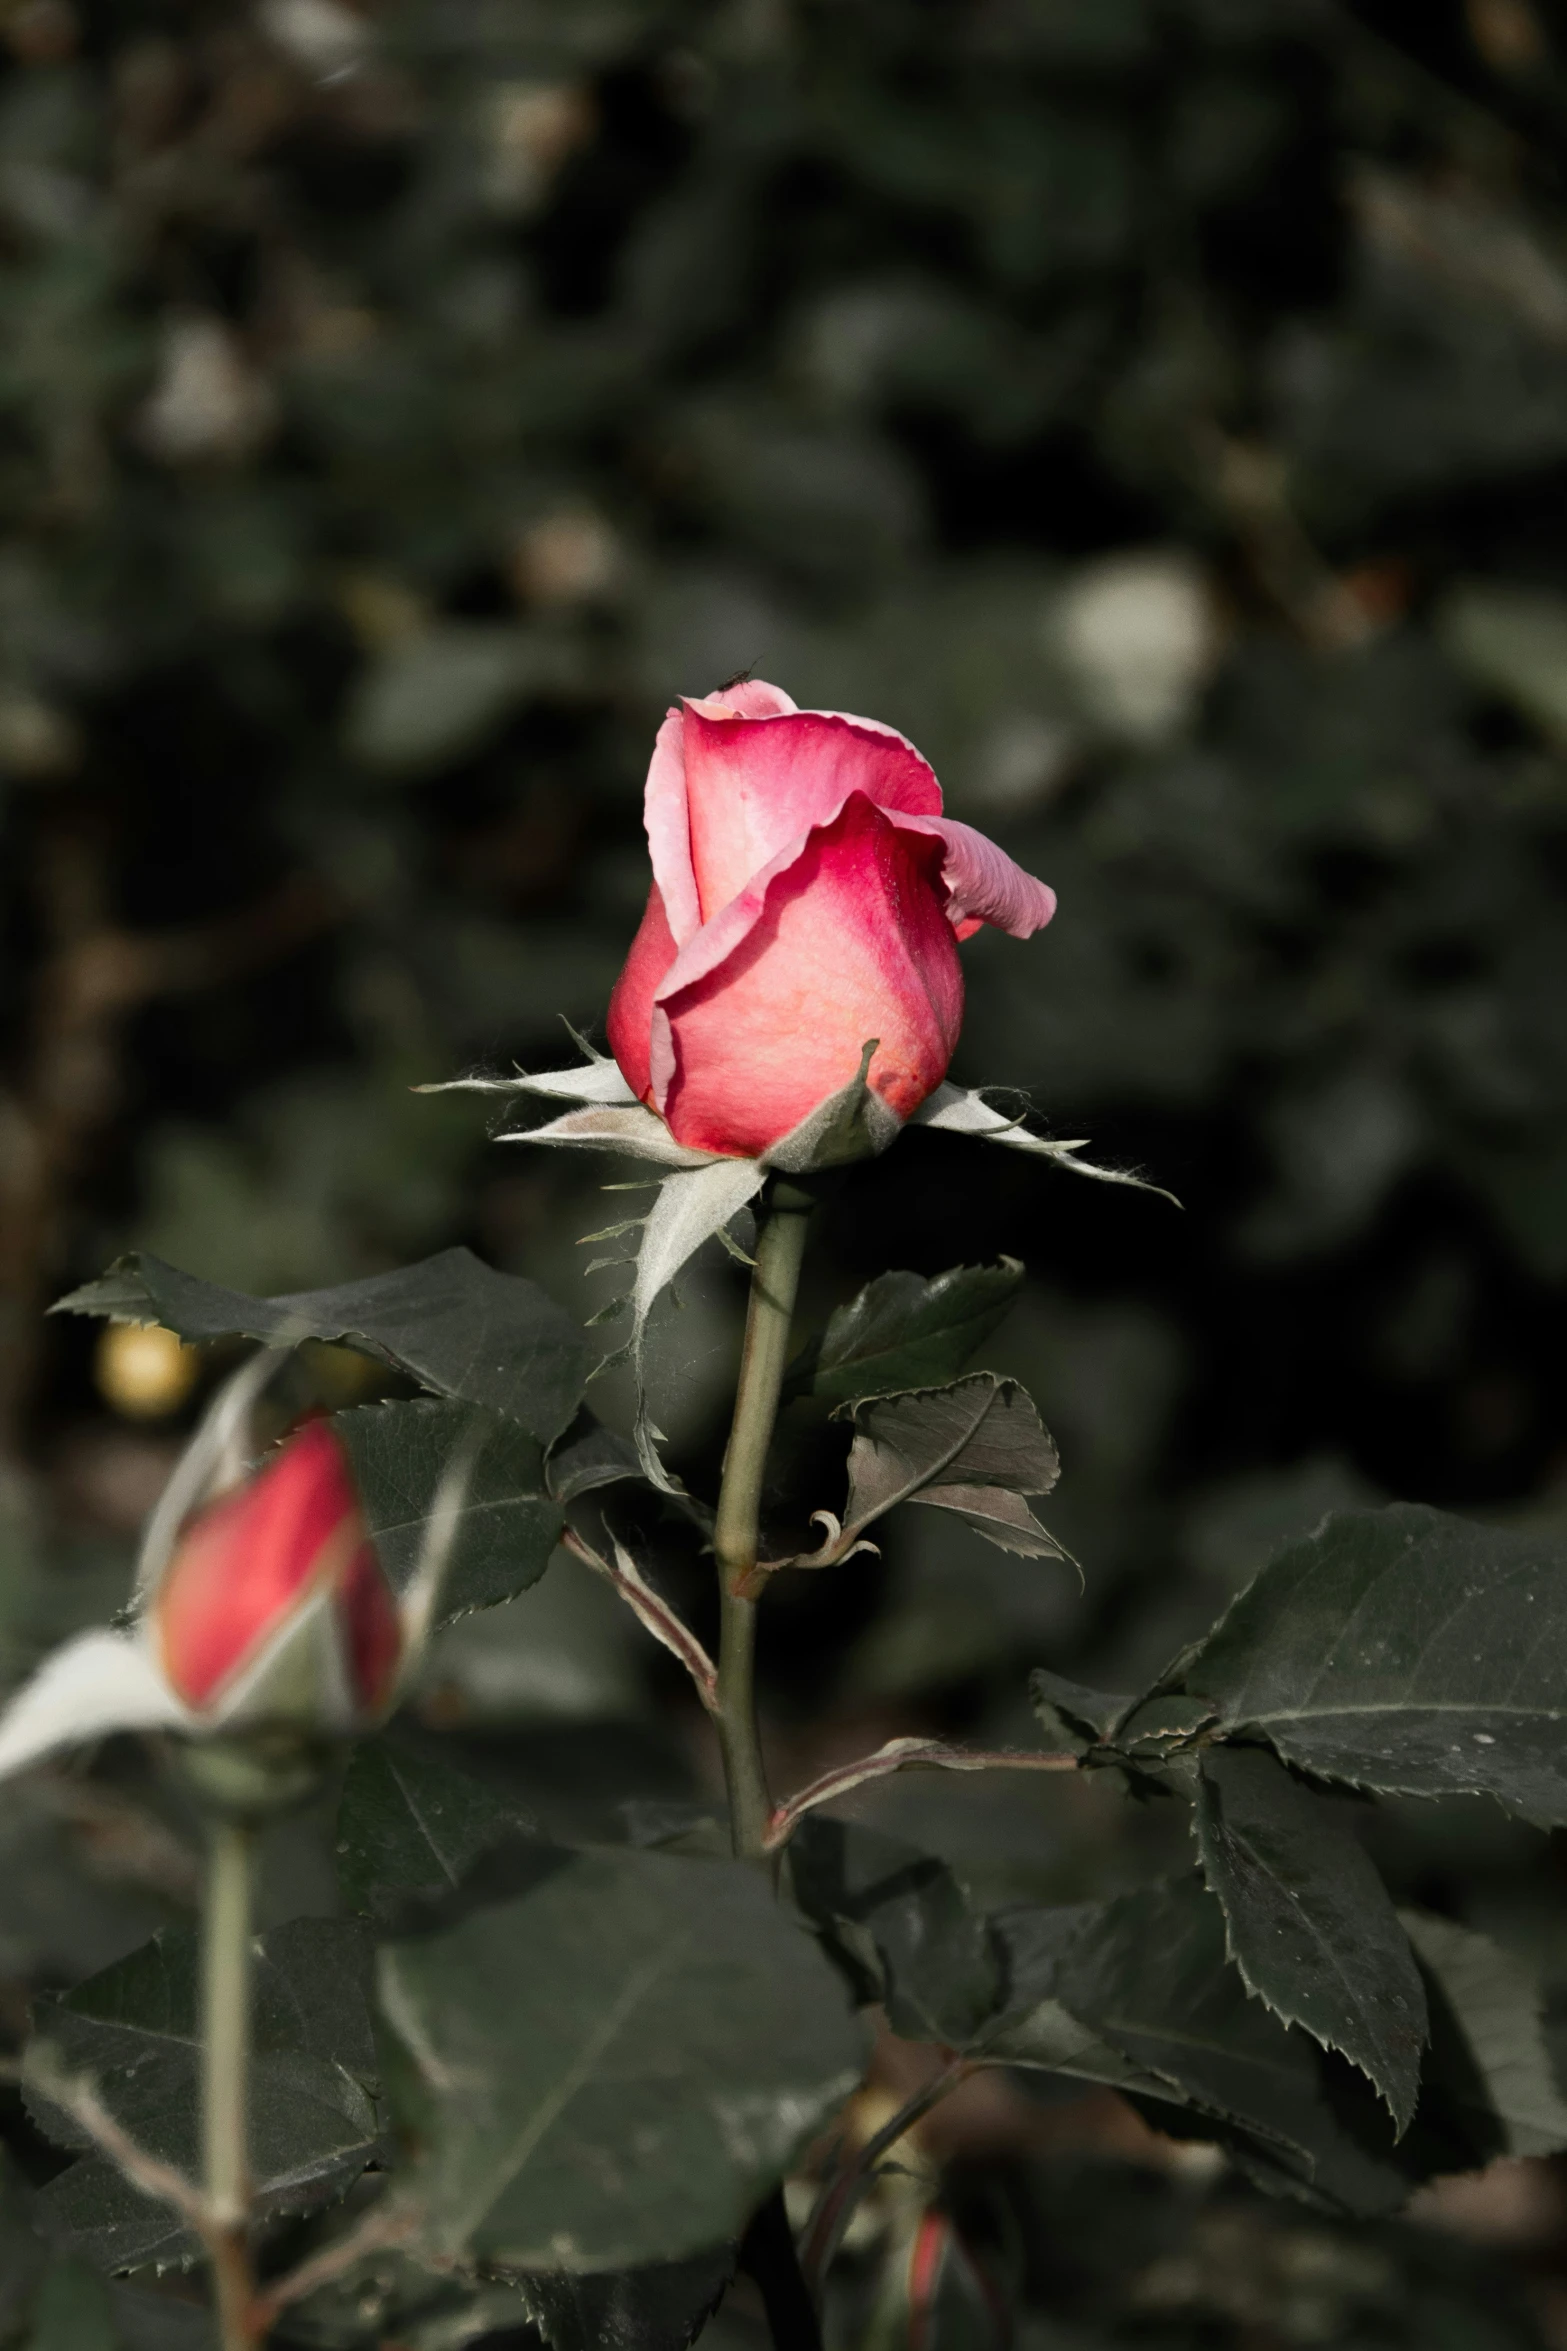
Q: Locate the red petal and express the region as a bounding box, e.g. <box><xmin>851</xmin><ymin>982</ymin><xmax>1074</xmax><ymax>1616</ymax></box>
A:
<box><xmin>681</xmin><ymin>707</ymin><xmax>943</xmax><ymax>925</ymax></box>
<box><xmin>157</xmin><ymin>1419</ymin><xmax>371</xmax><ymax>1708</ymax></box>
<box><xmin>337</xmin><ymin>1539</ymin><xmax>403</xmax><ymax>1713</ymax></box>
<box><xmin>607</xmin><ymin>880</ymin><xmax>679</xmax><ymax>1105</ymax></box>
<box><xmin>658</xmin><ymin>793</ymin><xmax>962</xmax><ymax>1159</ymax></box>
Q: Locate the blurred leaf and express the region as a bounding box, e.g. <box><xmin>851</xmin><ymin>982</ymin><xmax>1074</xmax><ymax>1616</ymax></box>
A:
<box><xmin>28</xmin><ymin>1917</ymin><xmax>380</xmax><ymax>2272</ymax></box>
<box><xmin>53</xmin><ymin>1249</ymin><xmax>590</xmax><ymax>1447</ymax></box>
<box><xmin>1180</xmin><ymin>1505</ymin><xmax>1567</xmax><ymax>1824</ymax></box>
<box><xmin>23</xmin><ymin>2259</ymin><xmax>120</xmax><ymax>2351</ymax></box>
<box><xmin>787</xmin><ymin>1814</ymin><xmax>1004</xmax><ymax>2044</ymax></box>
<box><xmin>336</xmin><ymin>1735</ymin><xmax>535</xmax><ymax>1920</ymax></box>
<box><xmin>1193</xmin><ymin>1744</ymin><xmax>1427</xmax><ymax>2132</ymax></box>
<box><xmin>833</xmin><ymin>1374</ymin><xmax>1063</xmax><ymax>1557</ymax></box>
<box><xmin>994</xmin><ymin>1875</ymin><xmax>1412</xmax><ymax>2214</ymax></box>
<box><xmin>343</xmin><ymin>626</ymin><xmax>545</xmax><ymax>776</ymax></box>
<box><xmin>515</xmin><ymin>2247</ymin><xmax>737</xmax><ymax>2351</ymax></box>
<box><xmin>418</xmin><ymin>1568</ymin><xmax>652</xmax><ymax>1733</ymax></box>
<box><xmin>785</xmin><ymin>1260</ymin><xmax>1025</xmax><ymax>1407</ymax></box>
<box><xmin>334</xmin><ymin>1397</ymin><xmax>561</xmax><ymax>1622</ymax></box>
<box><xmin>271</xmin><ymin>2246</ymin><xmax>531</xmax><ymax>2351</ymax></box>
<box><xmin>1403</xmin><ymin>1910</ymin><xmax>1567</xmax><ymax>2163</ymax></box>
<box><xmin>106</xmin><ymin>2284</ymin><xmax>216</xmax><ymax>2351</ymax></box>
<box><xmin>0</xmin><ymin>1781</ymin><xmax>175</xmax><ymax>1984</ymax></box>
<box><xmin>378</xmin><ymin>1844</ymin><xmax>866</xmax><ymax>2270</ymax></box>
<box><xmin>0</xmin><ymin>2146</ymin><xmax>49</xmax><ymax>2335</ymax></box>
<box><xmin>1440</xmin><ymin>581</ymin><xmax>1567</xmax><ymax>745</ymax></box>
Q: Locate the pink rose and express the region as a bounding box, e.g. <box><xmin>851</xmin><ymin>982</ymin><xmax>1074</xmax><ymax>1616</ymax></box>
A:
<box><xmin>157</xmin><ymin>1418</ymin><xmax>401</xmax><ymax>1719</ymax></box>
<box><xmin>606</xmin><ymin>681</ymin><xmax>1056</xmax><ymax>1160</ymax></box>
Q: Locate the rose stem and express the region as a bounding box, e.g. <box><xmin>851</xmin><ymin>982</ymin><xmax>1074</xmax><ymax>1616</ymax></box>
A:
<box><xmin>712</xmin><ymin>1175</ymin><xmax>813</xmax><ymax>1861</ymax></box>
<box><xmin>713</xmin><ymin>1175</ymin><xmax>823</xmax><ymax>2349</ymax></box>
<box><xmin>202</xmin><ymin>1815</ymin><xmax>262</xmax><ymax>2350</ymax></box>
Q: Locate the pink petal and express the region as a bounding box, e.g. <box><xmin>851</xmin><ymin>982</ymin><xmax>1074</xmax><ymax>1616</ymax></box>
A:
<box><xmin>640</xmin><ymin>685</ymin><xmax>803</xmax><ymax>944</ymax></box>
<box><xmin>682</xmin><ymin>707</ymin><xmax>944</xmax><ymax>923</ymax></box>
<box><xmin>642</xmin><ymin>706</ymin><xmax>702</xmax><ymax>945</ymax></box>
<box><xmin>607</xmin><ymin>880</ymin><xmax>679</xmax><ymax>1104</ymax></box>
<box><xmin>894</xmin><ymin>814</ymin><xmax>1057</xmax><ymax>940</ymax></box>
<box><xmin>653</xmin><ymin>792</ymin><xmax>963</xmax><ymax>1159</ymax></box>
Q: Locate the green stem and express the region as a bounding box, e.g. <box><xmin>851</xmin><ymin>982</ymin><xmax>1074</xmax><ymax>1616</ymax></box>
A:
<box><xmin>712</xmin><ymin>1177</ymin><xmax>813</xmax><ymax>1860</ymax></box>
<box><xmin>203</xmin><ymin>1816</ymin><xmax>261</xmax><ymax>2351</ymax></box>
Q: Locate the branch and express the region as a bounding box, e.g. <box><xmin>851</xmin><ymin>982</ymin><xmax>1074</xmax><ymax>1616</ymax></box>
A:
<box><xmin>764</xmin><ymin>1739</ymin><xmax>1079</xmax><ymax>1851</ymax></box>
<box><xmin>252</xmin><ymin>2195</ymin><xmax>419</xmax><ymax>2329</ymax></box>
<box><xmin>562</xmin><ymin>1526</ymin><xmax>719</xmax><ymax>1713</ymax></box>
<box><xmin>26</xmin><ymin>2046</ymin><xmax>211</xmax><ymax>2237</ymax></box>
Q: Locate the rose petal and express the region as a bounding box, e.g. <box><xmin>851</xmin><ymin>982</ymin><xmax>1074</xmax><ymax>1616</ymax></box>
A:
<box><xmin>681</xmin><ymin>707</ymin><xmax>944</xmax><ymax>924</ymax></box>
<box><xmin>654</xmin><ymin>792</ymin><xmax>963</xmax><ymax>1159</ymax></box>
<box><xmin>688</xmin><ymin>679</ymin><xmax>798</xmax><ymax>720</ymax></box>
<box><xmin>339</xmin><ymin>1539</ymin><xmax>403</xmax><ymax>1712</ymax></box>
<box><xmin>894</xmin><ymin>814</ymin><xmax>1057</xmax><ymax>940</ymax></box>
<box><xmin>157</xmin><ymin>1419</ymin><xmax>371</xmax><ymax>1707</ymax></box>
<box><xmin>607</xmin><ymin>881</ymin><xmax>679</xmax><ymax>1102</ymax></box>
<box><xmin>642</xmin><ymin>707</ymin><xmax>702</xmax><ymax>944</ymax></box>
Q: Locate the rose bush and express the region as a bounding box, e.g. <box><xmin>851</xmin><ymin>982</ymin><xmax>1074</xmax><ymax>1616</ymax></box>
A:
<box><xmin>606</xmin><ymin>680</ymin><xmax>1056</xmax><ymax>1159</ymax></box>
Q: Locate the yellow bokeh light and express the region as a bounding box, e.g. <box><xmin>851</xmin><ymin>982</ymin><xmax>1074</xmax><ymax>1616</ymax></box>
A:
<box><xmin>94</xmin><ymin>1321</ymin><xmax>201</xmax><ymax>1420</ymax></box>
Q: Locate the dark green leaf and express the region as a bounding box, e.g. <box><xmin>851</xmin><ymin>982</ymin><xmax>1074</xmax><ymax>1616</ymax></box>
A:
<box><xmin>109</xmin><ymin>2283</ymin><xmax>217</xmax><ymax>2350</ymax></box>
<box><xmin>517</xmin><ymin>2246</ymin><xmax>737</xmax><ymax>2351</ymax></box>
<box><xmin>1112</xmin><ymin>1693</ymin><xmax>1217</xmax><ymax>1759</ymax></box>
<box><xmin>786</xmin><ymin>1260</ymin><xmax>1025</xmax><ymax>1407</ymax></box>
<box><xmin>992</xmin><ymin>1876</ymin><xmax>1412</xmax><ymax>2215</ymax></box>
<box><xmin>1193</xmin><ymin>1745</ymin><xmax>1427</xmax><ymax>2131</ymax></box>
<box><xmin>546</xmin><ymin>1408</ymin><xmax>643</xmax><ymax>1504</ymax></box>
<box><xmin>336</xmin><ymin>1735</ymin><xmax>536</xmax><ymax>1920</ymax></box>
<box><xmin>1181</xmin><ymin>1505</ymin><xmax>1567</xmax><ymax>1823</ymax></box>
<box><xmin>787</xmin><ymin>1815</ymin><xmax>1003</xmax><ymax>2044</ymax></box>
<box><xmin>29</xmin><ymin>1918</ymin><xmax>381</xmax><ymax>2273</ymax></box>
<box><xmin>25</xmin><ymin>2259</ymin><xmax>121</xmax><ymax>2351</ymax></box>
<box><xmin>334</xmin><ymin>1397</ymin><xmax>561</xmax><ymax>1621</ymax></box>
<box><xmin>52</xmin><ymin>1248</ymin><xmax>590</xmax><ymax>1447</ymax></box>
<box><xmin>1027</xmin><ymin>1668</ymin><xmax>1134</xmax><ymax>1754</ymax></box>
<box><xmin>0</xmin><ymin>2146</ymin><xmax>49</xmax><ymax>2333</ymax></box>
<box><xmin>377</xmin><ymin>1844</ymin><xmax>866</xmax><ymax>2270</ymax></box>
<box><xmin>834</xmin><ymin>1374</ymin><xmax>1063</xmax><ymax>1558</ymax></box>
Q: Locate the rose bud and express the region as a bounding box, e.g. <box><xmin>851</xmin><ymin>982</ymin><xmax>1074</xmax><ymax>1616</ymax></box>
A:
<box><xmin>0</xmin><ymin>1383</ymin><xmax>453</xmax><ymax>1787</ymax></box>
<box><xmin>606</xmin><ymin>680</ymin><xmax>1056</xmax><ymax>1161</ymax></box>
<box><xmin>155</xmin><ymin>1418</ymin><xmax>402</xmax><ymax>1724</ymax></box>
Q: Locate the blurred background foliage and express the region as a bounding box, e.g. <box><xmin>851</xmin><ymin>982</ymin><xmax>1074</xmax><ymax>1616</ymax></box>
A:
<box><xmin>3</xmin><ymin>0</ymin><xmax>1567</xmax><ymax>2341</ymax></box>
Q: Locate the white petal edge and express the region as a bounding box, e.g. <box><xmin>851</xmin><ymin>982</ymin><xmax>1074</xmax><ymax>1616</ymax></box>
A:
<box><xmin>0</xmin><ymin>1632</ymin><xmax>191</xmax><ymax>1781</ymax></box>
<box><xmin>911</xmin><ymin>1083</ymin><xmax>1180</xmax><ymax>1205</ymax></box>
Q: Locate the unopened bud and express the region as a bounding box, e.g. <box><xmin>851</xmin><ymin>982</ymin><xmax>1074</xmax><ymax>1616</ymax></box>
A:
<box><xmin>156</xmin><ymin>1420</ymin><xmax>400</xmax><ymax>1726</ymax></box>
